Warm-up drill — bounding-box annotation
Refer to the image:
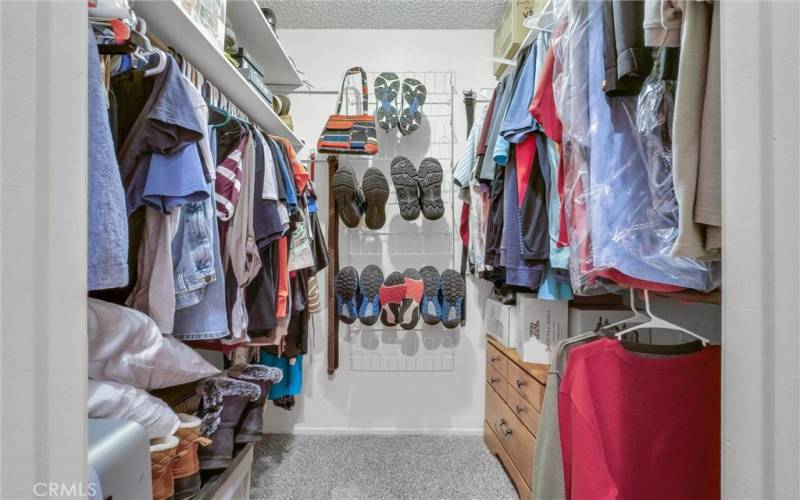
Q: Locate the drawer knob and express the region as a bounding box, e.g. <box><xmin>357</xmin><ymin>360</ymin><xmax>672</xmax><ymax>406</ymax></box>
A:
<box><xmin>490</xmin><ymin>377</ymin><xmax>499</xmax><ymax>384</ymax></box>
<box><xmin>498</xmin><ymin>420</ymin><xmax>513</xmax><ymax>436</ymax></box>
<box><xmin>490</xmin><ymin>356</ymin><xmax>501</xmax><ymax>362</ymax></box>
<box><xmin>515</xmin><ymin>379</ymin><xmax>526</xmax><ymax>388</ymax></box>
<box><xmin>515</xmin><ymin>405</ymin><xmax>527</xmax><ymax>414</ymax></box>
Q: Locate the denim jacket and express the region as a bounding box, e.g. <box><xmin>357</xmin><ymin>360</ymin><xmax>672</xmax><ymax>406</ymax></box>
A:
<box><xmin>172</xmin><ymin>187</ymin><xmax>216</xmax><ymax>310</ymax></box>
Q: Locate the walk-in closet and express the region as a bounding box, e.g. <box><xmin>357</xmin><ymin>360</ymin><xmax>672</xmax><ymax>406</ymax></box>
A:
<box><xmin>0</xmin><ymin>1</ymin><xmax>798</xmax><ymax>499</ymax></box>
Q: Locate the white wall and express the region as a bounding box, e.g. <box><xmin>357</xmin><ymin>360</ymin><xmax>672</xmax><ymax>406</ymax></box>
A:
<box><xmin>264</xmin><ymin>29</ymin><xmax>496</xmax><ymax>434</ymax></box>
<box><xmin>721</xmin><ymin>2</ymin><xmax>800</xmax><ymax>498</ymax></box>
<box><xmin>0</xmin><ymin>1</ymin><xmax>88</xmax><ymax>497</ymax></box>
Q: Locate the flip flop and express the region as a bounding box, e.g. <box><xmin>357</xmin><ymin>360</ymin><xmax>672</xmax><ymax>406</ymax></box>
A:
<box><xmin>332</xmin><ymin>164</ymin><xmax>363</xmax><ymax>228</ymax></box>
<box><xmin>390</xmin><ymin>156</ymin><xmax>420</xmax><ymax>221</ymax></box>
<box><xmin>399</xmin><ymin>268</ymin><xmax>424</xmax><ymax>330</ymax></box>
<box><xmin>440</xmin><ymin>269</ymin><xmax>465</xmax><ymax>329</ymax></box>
<box><xmin>379</xmin><ymin>271</ymin><xmax>407</xmax><ymax>327</ymax></box>
<box><xmin>361</xmin><ymin>167</ymin><xmax>390</xmax><ymax>230</ymax></box>
<box><xmin>374</xmin><ymin>72</ymin><xmax>400</xmax><ymax>133</ymax></box>
<box><xmin>334</xmin><ymin>266</ymin><xmax>359</xmax><ymax>324</ymax></box>
<box><xmin>417</xmin><ymin>157</ymin><xmax>445</xmax><ymax>220</ymax></box>
<box><xmin>419</xmin><ymin>266</ymin><xmax>442</xmax><ymax>325</ymax></box>
<box><xmin>358</xmin><ymin>265</ymin><xmax>384</xmax><ymax>326</ymax></box>
<box><xmin>399</xmin><ymin>78</ymin><xmax>427</xmax><ymax>136</ymax></box>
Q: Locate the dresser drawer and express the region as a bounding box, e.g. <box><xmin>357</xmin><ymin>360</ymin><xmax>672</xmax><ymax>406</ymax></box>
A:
<box><xmin>486</xmin><ymin>363</ymin><xmax>508</xmax><ymax>402</ymax></box>
<box><xmin>484</xmin><ymin>421</ymin><xmax>532</xmax><ymax>500</ymax></box>
<box><xmin>486</xmin><ymin>342</ymin><xmax>508</xmax><ymax>380</ymax></box>
<box><xmin>506</xmin><ymin>387</ymin><xmax>540</xmax><ymax>437</ymax></box>
<box><xmin>507</xmin><ymin>361</ymin><xmax>545</xmax><ymax>412</ymax></box>
<box><xmin>485</xmin><ymin>382</ymin><xmax>535</xmax><ymax>487</ymax></box>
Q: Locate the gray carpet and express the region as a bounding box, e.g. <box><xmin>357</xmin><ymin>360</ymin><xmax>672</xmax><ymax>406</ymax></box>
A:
<box><xmin>250</xmin><ymin>434</ymin><xmax>517</xmax><ymax>500</ymax></box>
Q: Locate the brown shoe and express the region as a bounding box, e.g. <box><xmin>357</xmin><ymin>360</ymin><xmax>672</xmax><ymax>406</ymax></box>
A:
<box><xmin>150</xmin><ymin>436</ymin><xmax>180</xmax><ymax>500</ymax></box>
<box><xmin>173</xmin><ymin>414</ymin><xmax>211</xmax><ymax>500</ymax></box>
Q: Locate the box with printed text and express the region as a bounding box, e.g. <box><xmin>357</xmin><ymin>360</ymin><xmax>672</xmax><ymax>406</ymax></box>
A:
<box><xmin>516</xmin><ymin>294</ymin><xmax>568</xmax><ymax>364</ymax></box>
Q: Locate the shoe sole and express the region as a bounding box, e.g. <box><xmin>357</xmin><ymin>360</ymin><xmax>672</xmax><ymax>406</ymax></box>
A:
<box><xmin>359</xmin><ymin>265</ymin><xmax>384</xmax><ymax>326</ymax></box>
<box><xmin>379</xmin><ymin>271</ymin><xmax>406</xmax><ymax>327</ymax></box>
<box><xmin>390</xmin><ymin>156</ymin><xmax>420</xmax><ymax>221</ymax></box>
<box><xmin>419</xmin><ymin>266</ymin><xmax>441</xmax><ymax>325</ymax></box>
<box><xmin>418</xmin><ymin>157</ymin><xmax>445</xmax><ymax>220</ymax></box>
<box><xmin>362</xmin><ymin>168</ymin><xmax>390</xmax><ymax>230</ymax></box>
<box><xmin>440</xmin><ymin>269</ymin><xmax>465</xmax><ymax>329</ymax></box>
<box><xmin>335</xmin><ymin>266</ymin><xmax>359</xmax><ymax>324</ymax></box>
<box><xmin>375</xmin><ymin>72</ymin><xmax>400</xmax><ymax>132</ymax></box>
<box><xmin>332</xmin><ymin>165</ymin><xmax>361</xmax><ymax>228</ymax></box>
<box><xmin>399</xmin><ymin>78</ymin><xmax>427</xmax><ymax>136</ymax></box>
<box><xmin>400</xmin><ymin>268</ymin><xmax>423</xmax><ymax>330</ymax></box>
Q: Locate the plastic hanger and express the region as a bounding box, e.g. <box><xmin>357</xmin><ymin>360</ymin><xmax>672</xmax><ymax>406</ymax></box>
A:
<box><xmin>604</xmin><ymin>288</ymin><xmax>651</xmax><ymax>330</ymax></box>
<box><xmin>614</xmin><ymin>290</ymin><xmax>711</xmax><ymax>346</ymax></box>
<box><xmin>523</xmin><ymin>0</ymin><xmax>555</xmax><ymax>33</ymax></box>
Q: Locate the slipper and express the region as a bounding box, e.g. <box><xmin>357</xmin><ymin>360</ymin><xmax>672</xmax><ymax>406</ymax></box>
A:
<box><xmin>361</xmin><ymin>167</ymin><xmax>390</xmax><ymax>230</ymax></box>
<box><xmin>399</xmin><ymin>268</ymin><xmax>424</xmax><ymax>330</ymax></box>
<box><xmin>440</xmin><ymin>269</ymin><xmax>465</xmax><ymax>329</ymax></box>
<box><xmin>334</xmin><ymin>266</ymin><xmax>359</xmax><ymax>324</ymax></box>
<box><xmin>358</xmin><ymin>265</ymin><xmax>384</xmax><ymax>326</ymax></box>
<box><xmin>419</xmin><ymin>266</ymin><xmax>442</xmax><ymax>325</ymax></box>
<box><xmin>379</xmin><ymin>271</ymin><xmax>407</xmax><ymax>327</ymax></box>
<box><xmin>417</xmin><ymin>157</ymin><xmax>445</xmax><ymax>220</ymax></box>
<box><xmin>399</xmin><ymin>78</ymin><xmax>427</xmax><ymax>136</ymax></box>
<box><xmin>332</xmin><ymin>164</ymin><xmax>364</xmax><ymax>228</ymax></box>
<box><xmin>375</xmin><ymin>72</ymin><xmax>400</xmax><ymax>133</ymax></box>
<box><xmin>390</xmin><ymin>156</ymin><xmax>420</xmax><ymax>221</ymax></box>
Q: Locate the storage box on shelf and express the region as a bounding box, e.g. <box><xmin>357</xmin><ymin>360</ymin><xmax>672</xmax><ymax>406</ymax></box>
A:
<box><xmin>135</xmin><ymin>0</ymin><xmax>303</xmax><ymax>150</ymax></box>
<box><xmin>484</xmin><ymin>336</ymin><xmax>548</xmax><ymax>500</ymax></box>
<box><xmin>516</xmin><ymin>294</ymin><xmax>568</xmax><ymax>364</ymax></box>
<box><xmin>484</xmin><ymin>296</ymin><xmax>518</xmax><ymax>348</ymax></box>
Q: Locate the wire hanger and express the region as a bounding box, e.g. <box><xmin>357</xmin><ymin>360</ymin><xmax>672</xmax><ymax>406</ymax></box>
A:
<box><xmin>614</xmin><ymin>290</ymin><xmax>711</xmax><ymax>346</ymax></box>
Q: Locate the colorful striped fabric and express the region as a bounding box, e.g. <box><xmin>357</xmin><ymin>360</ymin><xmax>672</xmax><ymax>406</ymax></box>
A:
<box><xmin>215</xmin><ymin>136</ymin><xmax>247</xmax><ymax>220</ymax></box>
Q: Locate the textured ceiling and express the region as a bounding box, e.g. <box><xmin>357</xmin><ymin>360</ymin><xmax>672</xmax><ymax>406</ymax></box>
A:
<box><xmin>258</xmin><ymin>0</ymin><xmax>509</xmax><ymax>30</ymax></box>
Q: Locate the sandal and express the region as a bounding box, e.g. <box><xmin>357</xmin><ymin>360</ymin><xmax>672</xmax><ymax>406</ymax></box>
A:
<box><xmin>334</xmin><ymin>267</ymin><xmax>359</xmax><ymax>324</ymax></box>
<box><xmin>440</xmin><ymin>269</ymin><xmax>465</xmax><ymax>329</ymax></box>
<box><xmin>358</xmin><ymin>265</ymin><xmax>384</xmax><ymax>326</ymax></box>
<box><xmin>399</xmin><ymin>78</ymin><xmax>427</xmax><ymax>136</ymax></box>
<box><xmin>375</xmin><ymin>72</ymin><xmax>400</xmax><ymax>133</ymax></box>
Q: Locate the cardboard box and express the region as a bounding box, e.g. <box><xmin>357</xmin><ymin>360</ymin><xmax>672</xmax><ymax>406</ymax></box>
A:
<box><xmin>568</xmin><ymin>305</ymin><xmax>633</xmax><ymax>337</ymax></box>
<box><xmin>483</xmin><ymin>297</ymin><xmax>518</xmax><ymax>348</ymax></box>
<box><xmin>516</xmin><ymin>294</ymin><xmax>568</xmax><ymax>364</ymax></box>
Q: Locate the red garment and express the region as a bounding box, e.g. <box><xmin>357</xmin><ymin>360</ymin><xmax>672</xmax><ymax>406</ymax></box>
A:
<box><xmin>515</xmin><ymin>135</ymin><xmax>537</xmax><ymax>208</ymax></box>
<box><xmin>459</xmin><ymin>202</ymin><xmax>470</xmax><ymax>247</ymax></box>
<box><xmin>276</xmin><ymin>236</ymin><xmax>289</xmax><ymax>318</ymax></box>
<box><xmin>559</xmin><ymin>339</ymin><xmax>721</xmax><ymax>500</ymax></box>
<box><xmin>477</xmin><ymin>86</ymin><xmax>499</xmax><ymax>156</ymax></box>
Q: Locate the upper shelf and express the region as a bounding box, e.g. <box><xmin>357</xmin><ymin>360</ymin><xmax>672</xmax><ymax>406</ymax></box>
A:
<box><xmin>135</xmin><ymin>0</ymin><xmax>304</xmax><ymax>150</ymax></box>
<box><xmin>225</xmin><ymin>0</ymin><xmax>303</xmax><ymax>89</ymax></box>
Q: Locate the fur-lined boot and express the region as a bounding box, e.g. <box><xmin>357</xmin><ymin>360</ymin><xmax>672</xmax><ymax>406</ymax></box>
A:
<box><xmin>233</xmin><ymin>364</ymin><xmax>283</xmax><ymax>444</ymax></box>
<box><xmin>173</xmin><ymin>414</ymin><xmax>211</xmax><ymax>499</ymax></box>
<box><xmin>197</xmin><ymin>377</ymin><xmax>260</xmax><ymax>470</ymax></box>
<box><xmin>150</xmin><ymin>435</ymin><xmax>180</xmax><ymax>500</ymax></box>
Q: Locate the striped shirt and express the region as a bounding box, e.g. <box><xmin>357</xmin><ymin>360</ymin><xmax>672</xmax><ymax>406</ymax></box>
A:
<box><xmin>215</xmin><ymin>136</ymin><xmax>247</xmax><ymax>220</ymax></box>
<box><xmin>453</xmin><ymin>105</ymin><xmax>487</xmax><ymax>189</ymax></box>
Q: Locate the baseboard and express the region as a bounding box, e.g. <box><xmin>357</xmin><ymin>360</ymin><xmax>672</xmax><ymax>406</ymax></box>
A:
<box><xmin>264</xmin><ymin>427</ymin><xmax>483</xmax><ymax>436</ymax></box>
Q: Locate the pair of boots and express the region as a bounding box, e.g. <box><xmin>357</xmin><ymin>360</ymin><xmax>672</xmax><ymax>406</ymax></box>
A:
<box><xmin>149</xmin><ymin>414</ymin><xmax>211</xmax><ymax>500</ymax></box>
<box><xmin>197</xmin><ymin>365</ymin><xmax>283</xmax><ymax>470</ymax></box>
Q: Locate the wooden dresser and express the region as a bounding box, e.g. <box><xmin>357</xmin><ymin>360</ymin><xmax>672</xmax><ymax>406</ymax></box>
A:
<box><xmin>484</xmin><ymin>336</ymin><xmax>549</xmax><ymax>500</ymax></box>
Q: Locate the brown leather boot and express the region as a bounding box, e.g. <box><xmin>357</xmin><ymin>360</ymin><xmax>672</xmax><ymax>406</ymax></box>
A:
<box><xmin>197</xmin><ymin>377</ymin><xmax>260</xmax><ymax>470</ymax></box>
<box><xmin>150</xmin><ymin>435</ymin><xmax>180</xmax><ymax>500</ymax></box>
<box><xmin>173</xmin><ymin>414</ymin><xmax>211</xmax><ymax>500</ymax></box>
<box><xmin>234</xmin><ymin>365</ymin><xmax>283</xmax><ymax>444</ymax></box>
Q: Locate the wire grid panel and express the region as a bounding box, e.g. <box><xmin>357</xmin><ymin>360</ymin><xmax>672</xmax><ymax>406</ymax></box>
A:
<box><xmin>338</xmin><ymin>71</ymin><xmax>459</xmax><ymax>372</ymax></box>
